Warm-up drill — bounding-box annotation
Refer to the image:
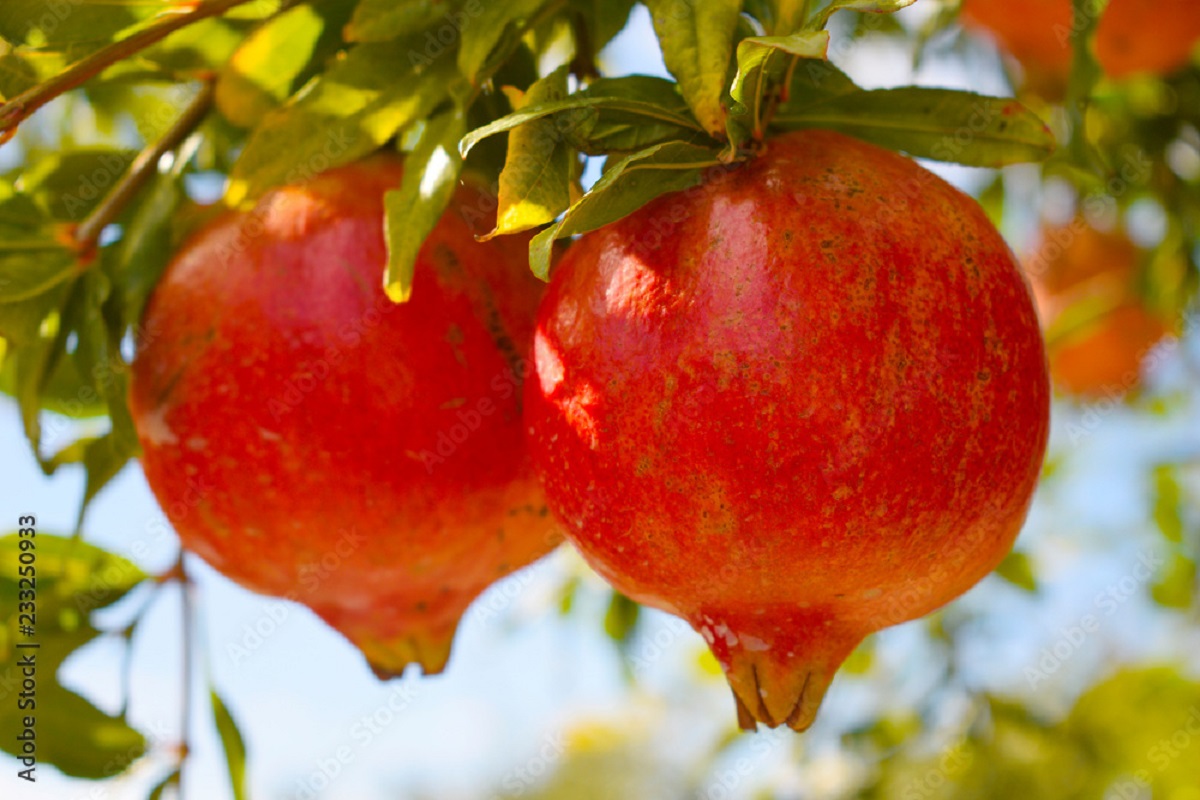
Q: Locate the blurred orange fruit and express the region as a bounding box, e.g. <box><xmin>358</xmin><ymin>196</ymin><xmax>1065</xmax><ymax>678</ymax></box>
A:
<box><xmin>1025</xmin><ymin>220</ymin><xmax>1173</xmax><ymax>399</ymax></box>
<box><xmin>1049</xmin><ymin>302</ymin><xmax>1172</xmax><ymax>398</ymax></box>
<box><xmin>961</xmin><ymin>0</ymin><xmax>1200</xmax><ymax>84</ymax></box>
<box><xmin>1094</xmin><ymin>0</ymin><xmax>1200</xmax><ymax>79</ymax></box>
<box><xmin>960</xmin><ymin>0</ymin><xmax>1074</xmax><ymax>75</ymax></box>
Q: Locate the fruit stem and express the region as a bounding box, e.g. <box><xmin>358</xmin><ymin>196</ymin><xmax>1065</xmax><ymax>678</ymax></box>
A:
<box><xmin>73</xmin><ymin>79</ymin><xmax>215</xmax><ymax>257</ymax></box>
<box><xmin>568</xmin><ymin>9</ymin><xmax>600</xmax><ymax>81</ymax></box>
<box><xmin>0</xmin><ymin>0</ymin><xmax>248</xmax><ymax>137</ymax></box>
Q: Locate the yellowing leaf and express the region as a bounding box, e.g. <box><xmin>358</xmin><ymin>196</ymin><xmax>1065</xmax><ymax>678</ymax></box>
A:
<box><xmin>643</xmin><ymin>0</ymin><xmax>742</xmax><ymax>137</ymax></box>
<box><xmin>487</xmin><ymin>66</ymin><xmax>572</xmax><ymax>238</ymax></box>
<box><xmin>995</xmin><ymin>551</ymin><xmax>1038</xmax><ymax>593</ymax></box>
<box><xmin>384</xmin><ymin>107</ymin><xmax>466</xmax><ymax>303</ymax></box>
<box><xmin>228</xmin><ymin>42</ymin><xmax>459</xmax><ymax>203</ymax></box>
<box><xmin>216</xmin><ymin>4</ymin><xmax>325</xmax><ymax>128</ymax></box>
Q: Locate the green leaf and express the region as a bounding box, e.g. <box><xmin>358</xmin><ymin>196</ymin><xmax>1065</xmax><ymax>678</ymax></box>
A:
<box><xmin>0</xmin><ymin>290</ymin><xmax>59</xmax><ymax>349</ymax></box>
<box><xmin>643</xmin><ymin>0</ymin><xmax>742</xmax><ymax>137</ymax></box>
<box><xmin>565</xmin><ymin>77</ymin><xmax>707</xmax><ymax>154</ymax></box>
<box><xmin>727</xmin><ymin>32</ymin><xmax>829</xmax><ymax>141</ymax></box>
<box><xmin>216</xmin><ymin>3</ymin><xmax>327</xmax><ymax>128</ymax></box>
<box><xmin>767</xmin><ymin>0</ymin><xmax>809</xmax><ymax>33</ymax></box>
<box><xmin>772</xmin><ymin>88</ymin><xmax>1056</xmax><ymax>167</ymax></box>
<box><xmin>528</xmin><ymin>140</ymin><xmax>723</xmax><ymax>279</ymax></box>
<box><xmin>103</xmin><ymin>170</ymin><xmax>183</xmax><ymax>330</ymax></box>
<box><xmin>1067</xmin><ymin>667</ymin><xmax>1200</xmax><ymax>794</ymax></box>
<box><xmin>80</xmin><ymin>431</ymin><xmax>137</xmax><ymax>521</ymax></box>
<box><xmin>226</xmin><ymin>0</ymin><xmax>286</xmax><ymax>20</ymax></box>
<box><xmin>383</xmin><ymin>106</ymin><xmax>466</xmax><ymax>303</ymax></box>
<box><xmin>1</xmin><ymin>334</ymin><xmax>110</xmax><ymax>420</ymax></box>
<box><xmin>18</xmin><ymin>148</ymin><xmax>138</xmax><ymax>221</ymax></box>
<box><xmin>460</xmin><ymin>78</ymin><xmax>702</xmax><ymax>157</ymax></box>
<box><xmin>812</xmin><ymin>0</ymin><xmax>917</xmax><ymax>29</ymax></box>
<box><xmin>0</xmin><ymin>244</ymin><xmax>78</xmax><ymax>304</ymax></box>
<box><xmin>139</xmin><ymin>17</ymin><xmax>245</xmax><ymax>76</ymax></box>
<box><xmin>584</xmin><ymin>75</ymin><xmax>693</xmax><ymax>111</ymax></box>
<box><xmin>228</xmin><ymin>41</ymin><xmax>459</xmax><ymax>203</ymax></box>
<box><xmin>0</xmin><ymin>684</ymin><xmax>145</xmax><ymax>779</ymax></box>
<box><xmin>569</xmin><ymin>0</ymin><xmax>638</xmax><ymax>51</ymax></box>
<box><xmin>347</xmin><ymin>0</ymin><xmax>466</xmax><ymax>43</ymax></box>
<box><xmin>487</xmin><ymin>66</ymin><xmax>573</xmax><ymax>238</ymax></box>
<box><xmin>784</xmin><ymin>58</ymin><xmax>876</xmax><ymax>105</ymax></box>
<box><xmin>1151</xmin><ymin>553</ymin><xmax>1196</xmax><ymax>610</ymax></box>
<box><xmin>147</xmin><ymin>770</ymin><xmax>181</xmax><ymax>800</ymax></box>
<box><xmin>604</xmin><ymin>591</ymin><xmax>641</xmax><ymax>647</ymax></box>
<box><xmin>0</xmin><ymin>538</ymin><xmax>146</xmax><ymax>781</ymax></box>
<box><xmin>0</xmin><ymin>52</ymin><xmax>38</xmax><ymax>100</ymax></box>
<box><xmin>0</xmin><ymin>0</ymin><xmax>151</xmax><ymax>50</ymax></box>
<box><xmin>69</xmin><ymin>271</ymin><xmax>136</xmax><ymax>445</ymax></box>
<box><xmin>994</xmin><ymin>551</ymin><xmax>1038</xmax><ymax>593</ymax></box>
<box><xmin>1151</xmin><ymin>465</ymin><xmax>1184</xmax><ymax>543</ymax></box>
<box><xmin>841</xmin><ymin>638</ymin><xmax>875</xmax><ymax>675</ymax></box>
<box><xmin>6</xmin><ymin>310</ymin><xmax>65</xmax><ymax>455</ymax></box>
<box><xmin>212</xmin><ymin>691</ymin><xmax>249</xmax><ymax>800</ymax></box>
<box><xmin>458</xmin><ymin>0</ymin><xmax>549</xmax><ymax>86</ymax></box>
<box><xmin>557</xmin><ymin>575</ymin><xmax>581</xmax><ymax>615</ymax></box>
<box><xmin>0</xmin><ymin>532</ymin><xmax>148</xmax><ymax>616</ymax></box>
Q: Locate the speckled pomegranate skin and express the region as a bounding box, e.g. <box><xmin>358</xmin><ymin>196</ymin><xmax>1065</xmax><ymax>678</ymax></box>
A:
<box><xmin>525</xmin><ymin>130</ymin><xmax>1050</xmax><ymax>731</ymax></box>
<box><xmin>130</xmin><ymin>156</ymin><xmax>559</xmax><ymax>676</ymax></box>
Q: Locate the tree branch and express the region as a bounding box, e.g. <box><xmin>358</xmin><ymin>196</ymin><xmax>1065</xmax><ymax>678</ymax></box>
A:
<box><xmin>0</xmin><ymin>0</ymin><xmax>251</xmax><ymax>136</ymax></box>
<box><xmin>73</xmin><ymin>79</ymin><xmax>215</xmax><ymax>255</ymax></box>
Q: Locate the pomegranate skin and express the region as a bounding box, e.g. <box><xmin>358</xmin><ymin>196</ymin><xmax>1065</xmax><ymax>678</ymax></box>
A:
<box><xmin>130</xmin><ymin>156</ymin><xmax>559</xmax><ymax>677</ymax></box>
<box><xmin>525</xmin><ymin>130</ymin><xmax>1050</xmax><ymax>731</ymax></box>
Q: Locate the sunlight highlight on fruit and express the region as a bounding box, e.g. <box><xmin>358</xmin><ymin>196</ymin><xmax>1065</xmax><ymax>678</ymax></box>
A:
<box><xmin>525</xmin><ymin>130</ymin><xmax>1051</xmax><ymax>732</ymax></box>
<box><xmin>130</xmin><ymin>156</ymin><xmax>560</xmax><ymax>678</ymax></box>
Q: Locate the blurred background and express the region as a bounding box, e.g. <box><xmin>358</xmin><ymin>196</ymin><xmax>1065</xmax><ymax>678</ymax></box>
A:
<box><xmin>3</xmin><ymin>1</ymin><xmax>1200</xmax><ymax>798</ymax></box>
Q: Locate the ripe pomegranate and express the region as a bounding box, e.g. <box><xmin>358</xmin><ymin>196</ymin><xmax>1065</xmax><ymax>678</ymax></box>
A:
<box><xmin>1049</xmin><ymin>304</ymin><xmax>1171</xmax><ymax>398</ymax></box>
<box><xmin>962</xmin><ymin>0</ymin><xmax>1200</xmax><ymax>85</ymax></box>
<box><xmin>525</xmin><ymin>130</ymin><xmax>1050</xmax><ymax>731</ymax></box>
<box><xmin>1094</xmin><ymin>0</ymin><xmax>1200</xmax><ymax>79</ymax></box>
<box><xmin>960</xmin><ymin>0</ymin><xmax>1073</xmax><ymax>77</ymax></box>
<box><xmin>1025</xmin><ymin>220</ymin><xmax>1173</xmax><ymax>399</ymax></box>
<box><xmin>130</xmin><ymin>155</ymin><xmax>559</xmax><ymax>677</ymax></box>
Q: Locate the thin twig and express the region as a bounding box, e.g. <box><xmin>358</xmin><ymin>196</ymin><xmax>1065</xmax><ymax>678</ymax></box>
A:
<box><xmin>0</xmin><ymin>0</ymin><xmax>251</xmax><ymax>136</ymax></box>
<box><xmin>177</xmin><ymin>552</ymin><xmax>195</xmax><ymax>798</ymax></box>
<box><xmin>73</xmin><ymin>79</ymin><xmax>215</xmax><ymax>255</ymax></box>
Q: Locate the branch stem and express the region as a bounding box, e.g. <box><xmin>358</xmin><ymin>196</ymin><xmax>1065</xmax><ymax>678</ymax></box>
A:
<box><xmin>73</xmin><ymin>80</ymin><xmax>214</xmax><ymax>255</ymax></box>
<box><xmin>177</xmin><ymin>552</ymin><xmax>195</xmax><ymax>798</ymax></box>
<box><xmin>0</xmin><ymin>0</ymin><xmax>249</xmax><ymax>136</ymax></box>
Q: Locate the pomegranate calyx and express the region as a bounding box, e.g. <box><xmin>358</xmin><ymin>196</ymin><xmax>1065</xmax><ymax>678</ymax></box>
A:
<box><xmin>693</xmin><ymin>609</ymin><xmax>863</xmax><ymax>732</ymax></box>
<box><xmin>331</xmin><ymin>615</ymin><xmax>460</xmax><ymax>679</ymax></box>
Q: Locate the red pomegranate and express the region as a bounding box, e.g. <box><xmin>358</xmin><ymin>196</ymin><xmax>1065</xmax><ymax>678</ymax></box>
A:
<box><xmin>130</xmin><ymin>155</ymin><xmax>559</xmax><ymax>677</ymax></box>
<box><xmin>961</xmin><ymin>0</ymin><xmax>1200</xmax><ymax>87</ymax></box>
<box><xmin>525</xmin><ymin>130</ymin><xmax>1050</xmax><ymax>731</ymax></box>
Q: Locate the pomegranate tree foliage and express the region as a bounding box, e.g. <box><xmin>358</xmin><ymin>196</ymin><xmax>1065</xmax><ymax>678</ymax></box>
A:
<box><xmin>0</xmin><ymin>0</ymin><xmax>1196</xmax><ymax>796</ymax></box>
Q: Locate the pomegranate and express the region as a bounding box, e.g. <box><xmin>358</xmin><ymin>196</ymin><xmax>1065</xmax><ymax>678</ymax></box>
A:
<box><xmin>1025</xmin><ymin>220</ymin><xmax>1173</xmax><ymax>399</ymax></box>
<box><xmin>525</xmin><ymin>130</ymin><xmax>1050</xmax><ymax>731</ymax></box>
<box><xmin>130</xmin><ymin>155</ymin><xmax>559</xmax><ymax>677</ymax></box>
<box><xmin>962</xmin><ymin>0</ymin><xmax>1200</xmax><ymax>86</ymax></box>
<box><xmin>960</xmin><ymin>0</ymin><xmax>1073</xmax><ymax>77</ymax></box>
<box><xmin>1094</xmin><ymin>0</ymin><xmax>1200</xmax><ymax>79</ymax></box>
